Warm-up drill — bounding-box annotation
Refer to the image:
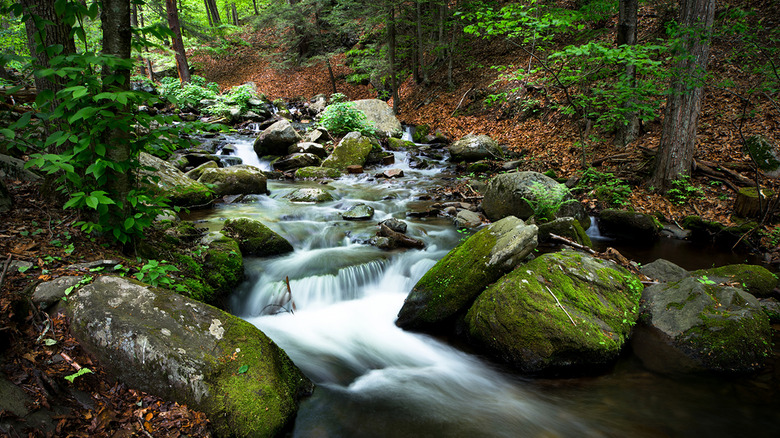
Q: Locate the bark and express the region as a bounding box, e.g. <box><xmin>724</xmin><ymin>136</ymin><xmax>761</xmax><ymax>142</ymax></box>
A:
<box><xmin>252</xmin><ymin>0</ymin><xmax>260</xmax><ymax>15</ymax></box>
<box><xmin>204</xmin><ymin>0</ymin><xmax>213</xmax><ymax>26</ymax></box>
<box><xmin>101</xmin><ymin>0</ymin><xmax>132</xmax><ymax>227</ymax></box>
<box><xmin>650</xmin><ymin>0</ymin><xmax>716</xmax><ymax>191</ymax></box>
<box><xmin>614</xmin><ymin>0</ymin><xmax>640</xmax><ymax>148</ymax></box>
<box><xmin>165</xmin><ymin>0</ymin><xmax>191</xmax><ymax>83</ymax></box>
<box><xmin>207</xmin><ymin>0</ymin><xmax>221</xmax><ymax>25</ymax></box>
<box><xmin>416</xmin><ymin>1</ymin><xmax>427</xmax><ymax>84</ymax></box>
<box><xmin>231</xmin><ymin>3</ymin><xmax>238</xmax><ymax>25</ymax></box>
<box><xmin>388</xmin><ymin>5</ymin><xmax>399</xmax><ymax>114</ymax></box>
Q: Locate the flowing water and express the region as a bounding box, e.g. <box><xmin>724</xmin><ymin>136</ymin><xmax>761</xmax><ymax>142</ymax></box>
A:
<box><xmin>192</xmin><ymin>132</ymin><xmax>780</xmax><ymax>437</ymax></box>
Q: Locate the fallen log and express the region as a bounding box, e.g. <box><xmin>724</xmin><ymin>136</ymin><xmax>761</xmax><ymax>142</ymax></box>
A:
<box><xmin>378</xmin><ymin>223</ymin><xmax>425</xmax><ymax>249</ymax></box>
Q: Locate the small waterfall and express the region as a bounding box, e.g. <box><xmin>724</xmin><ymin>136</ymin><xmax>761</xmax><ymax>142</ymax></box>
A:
<box><xmin>401</xmin><ymin>125</ymin><xmax>415</xmax><ymax>142</ymax></box>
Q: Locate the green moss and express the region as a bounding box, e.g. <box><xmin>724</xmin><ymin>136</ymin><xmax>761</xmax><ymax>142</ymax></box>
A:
<box><xmin>224</xmin><ymin>218</ymin><xmax>294</xmax><ymax>257</ymax></box>
<box><xmin>294</xmin><ymin>166</ymin><xmax>342</xmax><ymax>179</ymax></box>
<box><xmin>321</xmin><ymin>135</ymin><xmax>377</xmax><ymax>170</ymax></box>
<box><xmin>691</xmin><ymin>264</ymin><xmax>779</xmax><ymax>298</ymax></box>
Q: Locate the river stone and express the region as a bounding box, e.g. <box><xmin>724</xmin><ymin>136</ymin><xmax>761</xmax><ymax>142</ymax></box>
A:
<box><xmin>454</xmin><ymin>210</ymin><xmax>484</xmax><ymax>229</ymax></box>
<box><xmin>342</xmin><ymin>203</ymin><xmax>375</xmax><ymax>220</ymax></box>
<box><xmin>273</xmin><ymin>153</ymin><xmax>322</xmax><ymax>172</ymax></box>
<box><xmin>170</xmin><ymin>152</ymin><xmax>221</xmax><ymax>171</ymax></box>
<box><xmin>350</xmin><ymin>99</ymin><xmax>403</xmax><ymax>138</ymax></box>
<box><xmin>597</xmin><ymin>209</ymin><xmax>661</xmax><ymax>243</ymax></box>
<box><xmin>634</xmin><ymin>277</ymin><xmax>772</xmax><ymax>374</ymax></box>
<box><xmin>184</xmin><ymin>161</ymin><xmax>218</xmax><ymax>180</ymax></box>
<box><xmin>289</xmin><ymin>142</ymin><xmax>328</xmax><ymax>158</ymax></box>
<box><xmin>448</xmin><ymin>134</ymin><xmax>503</xmax><ymax>162</ymax></box>
<box><xmin>640</xmin><ymin>259</ymin><xmax>689</xmax><ymax>282</ymax></box>
<box><xmin>253</xmin><ymin>119</ymin><xmax>303</xmax><ymax>157</ymax></box>
<box><xmin>294</xmin><ymin>166</ymin><xmax>342</xmax><ymax>179</ymax></box>
<box><xmin>66</xmin><ymin>276</ymin><xmax>313</xmax><ymax>438</ymax></box>
<box><xmin>379</xmin><ymin>218</ymin><xmax>407</xmax><ymax>234</ymax></box>
<box><xmin>537</xmin><ymin>217</ymin><xmax>592</xmax><ymax>248</ymax></box>
<box><xmin>197</xmin><ymin>165</ymin><xmax>268</xmax><ymax>197</ymax></box>
<box><xmin>465</xmin><ymin>249</ymin><xmax>643</xmax><ymax>375</ymax></box>
<box><xmin>689</xmin><ymin>264</ymin><xmax>779</xmax><ymax>298</ymax></box>
<box><xmin>284</xmin><ymin>187</ymin><xmax>334</xmax><ymax>203</ymax></box>
<box><xmin>223</xmin><ymin>218</ymin><xmax>294</xmax><ymax>257</ymax></box>
<box><xmin>481</xmin><ymin>171</ymin><xmax>588</xmax><ymax>229</ymax></box>
<box><xmin>200</xmin><ymin>231</ymin><xmax>244</xmax><ymax>305</ymax></box>
<box><xmin>744</xmin><ymin>135</ymin><xmax>780</xmax><ymax>178</ymax></box>
<box><xmin>396</xmin><ymin>216</ymin><xmax>538</xmax><ymax>331</ymax></box>
<box><xmin>321</xmin><ymin>132</ymin><xmax>379</xmax><ymax>170</ymax></box>
<box><xmin>139</xmin><ymin>152</ymin><xmax>215</xmax><ymax>207</ymax></box>
<box><xmin>302</xmin><ymin>127</ymin><xmax>330</xmax><ymax>144</ymax></box>
<box><xmin>387</xmin><ymin>137</ymin><xmax>416</xmax><ymax>150</ymax></box>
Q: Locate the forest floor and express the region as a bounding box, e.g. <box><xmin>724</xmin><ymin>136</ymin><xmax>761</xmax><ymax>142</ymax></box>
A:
<box><xmin>2</xmin><ymin>3</ymin><xmax>780</xmax><ymax>436</ymax></box>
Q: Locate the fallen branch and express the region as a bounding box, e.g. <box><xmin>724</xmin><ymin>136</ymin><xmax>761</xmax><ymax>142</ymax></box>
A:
<box><xmin>545</xmin><ymin>286</ymin><xmax>576</xmax><ymax>326</ymax></box>
<box><xmin>548</xmin><ymin>233</ymin><xmax>596</xmax><ymax>254</ymax></box>
<box><xmin>451</xmin><ymin>87</ymin><xmax>473</xmax><ymax>117</ymax></box>
<box><xmin>60</xmin><ymin>352</ymin><xmax>83</xmax><ymax>371</ymax></box>
<box><xmin>591</xmin><ymin>153</ymin><xmax>632</xmax><ymax>167</ymax></box>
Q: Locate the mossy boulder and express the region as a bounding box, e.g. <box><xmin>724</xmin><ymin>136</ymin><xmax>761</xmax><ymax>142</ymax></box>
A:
<box><xmin>341</xmin><ymin>203</ymin><xmax>375</xmax><ymax>220</ymax></box>
<box><xmin>350</xmin><ymin>99</ymin><xmax>403</xmax><ymax>138</ymax></box>
<box><xmin>597</xmin><ymin>209</ymin><xmax>661</xmax><ymax>243</ymax></box>
<box><xmin>639</xmin><ymin>259</ymin><xmax>689</xmax><ymax>282</ymax></box>
<box><xmin>284</xmin><ymin>187</ymin><xmax>334</xmax><ymax>203</ymax></box>
<box><xmin>481</xmin><ymin>171</ymin><xmax>589</xmax><ymax>229</ymax></box>
<box><xmin>448</xmin><ymin>134</ymin><xmax>503</xmax><ymax>162</ymax></box>
<box><xmin>465</xmin><ymin>249</ymin><xmax>643</xmax><ymax>375</ymax></box>
<box><xmin>289</xmin><ymin>142</ymin><xmax>328</xmax><ymax>158</ymax></box>
<box><xmin>537</xmin><ymin>217</ymin><xmax>592</xmax><ymax>248</ymax></box>
<box><xmin>184</xmin><ymin>161</ymin><xmax>219</xmax><ymax>180</ymax></box>
<box><xmin>253</xmin><ymin>119</ymin><xmax>303</xmax><ymax>157</ymax></box>
<box><xmin>201</xmin><ymin>231</ymin><xmax>244</xmax><ymax>304</ymax></box>
<box><xmin>223</xmin><ymin>218</ymin><xmax>294</xmax><ymax>257</ymax></box>
<box><xmin>396</xmin><ymin>216</ymin><xmax>538</xmax><ymax>332</ymax></box>
<box><xmin>690</xmin><ymin>264</ymin><xmax>778</xmax><ymax>298</ymax></box>
<box><xmin>321</xmin><ymin>132</ymin><xmax>379</xmax><ymax>170</ymax></box>
<box><xmin>294</xmin><ymin>166</ymin><xmax>342</xmax><ymax>179</ymax></box>
<box><xmin>197</xmin><ymin>165</ymin><xmax>268</xmax><ymax>197</ymax></box>
<box><xmin>67</xmin><ymin>276</ymin><xmax>313</xmax><ymax>438</ymax></box>
<box><xmin>273</xmin><ymin>153</ymin><xmax>322</xmax><ymax>172</ymax></box>
<box><xmin>387</xmin><ymin>137</ymin><xmax>416</xmax><ymax>150</ymax></box>
<box><xmin>634</xmin><ymin>277</ymin><xmax>772</xmax><ymax>374</ymax></box>
<box><xmin>744</xmin><ymin>135</ymin><xmax>780</xmax><ymax>178</ymax></box>
<box><xmin>139</xmin><ymin>152</ymin><xmax>215</xmax><ymax>207</ymax></box>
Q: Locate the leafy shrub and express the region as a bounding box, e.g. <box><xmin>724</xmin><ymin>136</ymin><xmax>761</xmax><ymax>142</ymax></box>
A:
<box><xmin>157</xmin><ymin>75</ymin><xmax>219</xmax><ymax>108</ymax></box>
<box><xmin>666</xmin><ymin>175</ymin><xmax>704</xmax><ymax>205</ymax></box>
<box><xmin>576</xmin><ymin>168</ymin><xmax>632</xmax><ymax>207</ymax></box>
<box><xmin>319</xmin><ymin>102</ymin><xmax>376</xmax><ymax>136</ymax></box>
<box><xmin>523</xmin><ymin>182</ymin><xmax>577</xmax><ymax>223</ymax></box>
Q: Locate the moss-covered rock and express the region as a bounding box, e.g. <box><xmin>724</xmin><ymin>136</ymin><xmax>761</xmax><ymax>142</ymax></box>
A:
<box><xmin>139</xmin><ymin>152</ymin><xmax>215</xmax><ymax>207</ymax></box>
<box><xmin>197</xmin><ymin>165</ymin><xmax>268</xmax><ymax>196</ymax></box>
<box><xmin>690</xmin><ymin>264</ymin><xmax>778</xmax><ymax>298</ymax></box>
<box><xmin>223</xmin><ymin>218</ymin><xmax>294</xmax><ymax>257</ymax></box>
<box><xmin>67</xmin><ymin>276</ymin><xmax>313</xmax><ymax>438</ymax></box>
<box><xmin>294</xmin><ymin>166</ymin><xmax>342</xmax><ymax>179</ymax></box>
<box><xmin>321</xmin><ymin>132</ymin><xmax>378</xmax><ymax>170</ymax></box>
<box><xmin>744</xmin><ymin>135</ymin><xmax>780</xmax><ymax>178</ymax></box>
<box><xmin>201</xmin><ymin>231</ymin><xmax>244</xmax><ymax>304</ymax></box>
<box><xmin>635</xmin><ymin>277</ymin><xmax>772</xmax><ymax>374</ymax></box>
<box><xmin>273</xmin><ymin>153</ymin><xmax>322</xmax><ymax>172</ymax></box>
<box><xmin>253</xmin><ymin>119</ymin><xmax>303</xmax><ymax>156</ymax></box>
<box><xmin>184</xmin><ymin>161</ymin><xmax>218</xmax><ymax>180</ymax></box>
<box><xmin>598</xmin><ymin>209</ymin><xmax>661</xmax><ymax>243</ymax></box>
<box><xmin>465</xmin><ymin>249</ymin><xmax>643</xmax><ymax>375</ymax></box>
<box><xmin>537</xmin><ymin>217</ymin><xmax>592</xmax><ymax>248</ymax></box>
<box><xmin>341</xmin><ymin>203</ymin><xmax>375</xmax><ymax>220</ymax></box>
<box><xmin>396</xmin><ymin>216</ymin><xmax>538</xmax><ymax>332</ymax></box>
<box><xmin>284</xmin><ymin>187</ymin><xmax>334</xmax><ymax>203</ymax></box>
<box><xmin>387</xmin><ymin>137</ymin><xmax>416</xmax><ymax>150</ymax></box>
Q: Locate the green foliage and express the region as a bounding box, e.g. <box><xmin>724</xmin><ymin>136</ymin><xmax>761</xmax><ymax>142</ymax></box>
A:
<box><xmin>522</xmin><ymin>182</ymin><xmax>577</xmax><ymax>223</ymax></box>
<box><xmin>158</xmin><ymin>75</ymin><xmax>220</xmax><ymax>108</ymax></box>
<box><xmin>575</xmin><ymin>168</ymin><xmax>632</xmax><ymax>207</ymax></box>
<box><xmin>319</xmin><ymin>101</ymin><xmax>376</xmax><ymax>137</ymax></box>
<box><xmin>64</xmin><ymin>367</ymin><xmax>93</xmax><ymax>383</ymax></box>
<box><xmin>667</xmin><ymin>175</ymin><xmax>704</xmax><ymax>205</ymax></box>
<box><xmin>135</xmin><ymin>259</ymin><xmax>184</xmax><ymax>290</ymax></box>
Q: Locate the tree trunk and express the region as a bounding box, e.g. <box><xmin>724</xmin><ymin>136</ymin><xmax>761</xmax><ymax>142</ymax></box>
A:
<box><xmin>252</xmin><ymin>0</ymin><xmax>259</xmax><ymax>15</ymax></box>
<box><xmin>231</xmin><ymin>3</ymin><xmax>238</xmax><ymax>25</ymax></box>
<box><xmin>165</xmin><ymin>0</ymin><xmax>191</xmax><ymax>84</ymax></box>
<box><xmin>650</xmin><ymin>0</ymin><xmax>716</xmax><ymax>191</ymax></box>
<box><xmin>204</xmin><ymin>0</ymin><xmax>213</xmax><ymax>26</ymax></box>
<box><xmin>208</xmin><ymin>0</ymin><xmax>221</xmax><ymax>25</ymax></box>
<box><xmin>417</xmin><ymin>1</ymin><xmax>427</xmax><ymax>84</ymax></box>
<box><xmin>20</xmin><ymin>0</ymin><xmax>76</xmax><ymax>108</ymax></box>
<box><xmin>614</xmin><ymin>0</ymin><xmax>640</xmax><ymax>148</ymax></box>
<box><xmin>388</xmin><ymin>5</ymin><xmax>399</xmax><ymax>114</ymax></box>
<box><xmin>101</xmin><ymin>0</ymin><xmax>132</xmax><ymax>230</ymax></box>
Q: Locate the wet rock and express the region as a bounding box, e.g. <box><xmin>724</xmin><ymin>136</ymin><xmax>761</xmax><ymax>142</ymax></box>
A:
<box><xmin>640</xmin><ymin>259</ymin><xmax>689</xmax><ymax>282</ymax></box>
<box><xmin>284</xmin><ymin>187</ymin><xmax>334</xmax><ymax>203</ymax></box>
<box><xmin>346</xmin><ymin>165</ymin><xmax>364</xmax><ymax>174</ymax></box>
<box><xmin>379</xmin><ymin>218</ymin><xmax>407</xmax><ymax>234</ymax></box>
<box><xmin>454</xmin><ymin>210</ymin><xmax>484</xmax><ymax>229</ymax></box>
<box><xmin>380</xmin><ymin>169</ymin><xmax>404</xmax><ymax>178</ymax></box>
<box><xmin>273</xmin><ymin>153</ymin><xmax>322</xmax><ymax>172</ymax></box>
<box><xmin>289</xmin><ymin>142</ymin><xmax>328</xmax><ymax>159</ymax></box>
<box><xmin>634</xmin><ymin>277</ymin><xmax>772</xmax><ymax>374</ymax></box>
<box><xmin>302</xmin><ymin>127</ymin><xmax>330</xmax><ymax>144</ymax></box>
<box><xmin>184</xmin><ymin>161</ymin><xmax>218</xmax><ymax>180</ymax></box>
<box><xmin>396</xmin><ymin>216</ymin><xmax>538</xmax><ymax>331</ymax></box>
<box><xmin>374</xmin><ymin>223</ymin><xmax>425</xmax><ymax>250</ymax></box>
<box><xmin>67</xmin><ymin>276</ymin><xmax>313</xmax><ymax>438</ymax></box>
<box><xmin>294</xmin><ymin>166</ymin><xmax>342</xmax><ymax>179</ymax></box>
<box><xmin>223</xmin><ymin>218</ymin><xmax>293</xmax><ymax>257</ymax></box>
<box><xmin>597</xmin><ymin>209</ymin><xmax>661</xmax><ymax>244</ymax></box>
<box><xmin>465</xmin><ymin>249</ymin><xmax>643</xmax><ymax>375</ymax></box>
<box><xmin>139</xmin><ymin>152</ymin><xmax>215</xmax><ymax>207</ymax></box>
<box><xmin>690</xmin><ymin>264</ymin><xmax>779</xmax><ymax>298</ymax></box>
<box><xmin>537</xmin><ymin>217</ymin><xmax>592</xmax><ymax>247</ymax></box>
<box><xmin>387</xmin><ymin>138</ymin><xmax>416</xmax><ymax>150</ymax></box>
<box><xmin>448</xmin><ymin>134</ymin><xmax>503</xmax><ymax>162</ymax></box>
<box><xmin>253</xmin><ymin>119</ymin><xmax>303</xmax><ymax>157</ymax></box>
<box><xmin>321</xmin><ymin>132</ymin><xmax>379</xmax><ymax>170</ymax></box>
<box><xmin>342</xmin><ymin>203</ymin><xmax>375</xmax><ymax>220</ymax></box>
<box><xmin>197</xmin><ymin>165</ymin><xmax>268</xmax><ymax>196</ymax></box>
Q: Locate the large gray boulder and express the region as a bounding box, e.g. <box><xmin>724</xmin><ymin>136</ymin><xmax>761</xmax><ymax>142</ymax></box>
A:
<box><xmin>350</xmin><ymin>99</ymin><xmax>402</xmax><ymax>138</ymax></box>
<box><xmin>634</xmin><ymin>276</ymin><xmax>772</xmax><ymax>374</ymax></box>
<box><xmin>197</xmin><ymin>165</ymin><xmax>268</xmax><ymax>196</ymax></box>
<box><xmin>253</xmin><ymin>119</ymin><xmax>303</xmax><ymax>157</ymax></box>
<box><xmin>294</xmin><ymin>166</ymin><xmax>342</xmax><ymax>179</ymax></box>
<box><xmin>396</xmin><ymin>216</ymin><xmax>538</xmax><ymax>331</ymax></box>
<box><xmin>223</xmin><ymin>218</ymin><xmax>294</xmax><ymax>257</ymax></box>
<box><xmin>597</xmin><ymin>209</ymin><xmax>661</xmax><ymax>243</ymax></box>
<box><xmin>67</xmin><ymin>276</ymin><xmax>313</xmax><ymax>437</ymax></box>
<box><xmin>139</xmin><ymin>152</ymin><xmax>215</xmax><ymax>207</ymax></box>
<box><xmin>448</xmin><ymin>134</ymin><xmax>503</xmax><ymax>162</ymax></box>
<box><xmin>465</xmin><ymin>249</ymin><xmax>643</xmax><ymax>374</ymax></box>
<box><xmin>744</xmin><ymin>135</ymin><xmax>780</xmax><ymax>178</ymax></box>
<box><xmin>0</xmin><ymin>154</ymin><xmax>40</xmax><ymax>181</ymax></box>
<box><xmin>289</xmin><ymin>142</ymin><xmax>328</xmax><ymax>158</ymax></box>
<box><xmin>481</xmin><ymin>171</ymin><xmax>589</xmax><ymax>229</ymax></box>
<box><xmin>321</xmin><ymin>132</ymin><xmax>379</xmax><ymax>170</ymax></box>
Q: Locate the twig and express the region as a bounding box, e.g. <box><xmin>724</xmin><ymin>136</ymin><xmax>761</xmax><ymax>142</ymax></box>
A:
<box><xmin>285</xmin><ymin>276</ymin><xmax>296</xmax><ymax>313</ymax></box>
<box><xmin>0</xmin><ymin>254</ymin><xmax>12</xmax><ymax>290</ymax></box>
<box><xmin>545</xmin><ymin>286</ymin><xmax>576</xmax><ymax>326</ymax></box>
<box><xmin>451</xmin><ymin>87</ymin><xmax>473</xmax><ymax>117</ymax></box>
<box><xmin>548</xmin><ymin>233</ymin><xmax>596</xmax><ymax>254</ymax></box>
<box><xmin>60</xmin><ymin>352</ymin><xmax>83</xmax><ymax>371</ymax></box>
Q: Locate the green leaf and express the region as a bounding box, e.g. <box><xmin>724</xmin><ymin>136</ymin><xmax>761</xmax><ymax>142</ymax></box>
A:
<box><xmin>0</xmin><ymin>128</ymin><xmax>14</xmax><ymax>139</ymax></box>
<box><xmin>43</xmin><ymin>338</ymin><xmax>57</xmax><ymax>346</ymax></box>
<box><xmin>64</xmin><ymin>367</ymin><xmax>92</xmax><ymax>383</ymax></box>
<box><xmin>238</xmin><ymin>365</ymin><xmax>249</xmax><ymax>374</ymax></box>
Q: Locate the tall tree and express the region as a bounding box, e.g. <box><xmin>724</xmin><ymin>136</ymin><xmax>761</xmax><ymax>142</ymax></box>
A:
<box><xmin>614</xmin><ymin>0</ymin><xmax>639</xmax><ymax>147</ymax></box>
<box><xmin>650</xmin><ymin>0</ymin><xmax>716</xmax><ymax>191</ymax></box>
<box><xmin>388</xmin><ymin>3</ymin><xmax>399</xmax><ymax>113</ymax></box>
<box><xmin>165</xmin><ymin>0</ymin><xmax>191</xmax><ymax>83</ymax></box>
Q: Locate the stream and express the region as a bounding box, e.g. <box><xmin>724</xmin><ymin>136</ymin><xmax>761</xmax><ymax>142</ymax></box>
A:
<box><xmin>189</xmin><ymin>130</ymin><xmax>780</xmax><ymax>437</ymax></box>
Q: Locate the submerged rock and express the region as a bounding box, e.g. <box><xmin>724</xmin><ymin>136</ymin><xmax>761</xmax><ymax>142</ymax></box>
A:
<box><xmin>597</xmin><ymin>209</ymin><xmax>661</xmax><ymax>243</ymax></box>
<box><xmin>396</xmin><ymin>216</ymin><xmax>538</xmax><ymax>331</ymax></box>
<box><xmin>223</xmin><ymin>218</ymin><xmax>294</xmax><ymax>257</ymax></box>
<box><xmin>465</xmin><ymin>249</ymin><xmax>643</xmax><ymax>375</ymax></box>
<box><xmin>67</xmin><ymin>276</ymin><xmax>313</xmax><ymax>438</ymax></box>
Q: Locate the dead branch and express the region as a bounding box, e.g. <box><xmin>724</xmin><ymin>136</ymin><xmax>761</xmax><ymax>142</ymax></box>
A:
<box><xmin>548</xmin><ymin>233</ymin><xmax>596</xmax><ymax>254</ymax></box>
<box><xmin>545</xmin><ymin>286</ymin><xmax>576</xmax><ymax>326</ymax></box>
<box><xmin>591</xmin><ymin>153</ymin><xmax>633</xmax><ymax>167</ymax></box>
<box><xmin>451</xmin><ymin>87</ymin><xmax>473</xmax><ymax>117</ymax></box>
